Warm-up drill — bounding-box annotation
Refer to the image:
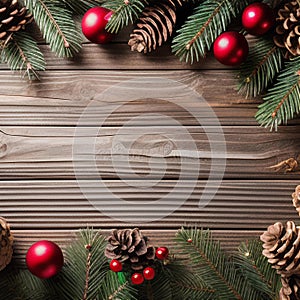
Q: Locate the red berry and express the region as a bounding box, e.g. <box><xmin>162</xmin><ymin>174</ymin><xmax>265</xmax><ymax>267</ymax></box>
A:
<box><xmin>131</xmin><ymin>273</ymin><xmax>144</xmax><ymax>285</ymax></box>
<box><xmin>143</xmin><ymin>267</ymin><xmax>155</xmax><ymax>280</ymax></box>
<box><xmin>187</xmin><ymin>238</ymin><xmax>193</xmax><ymax>243</ymax></box>
<box><xmin>155</xmin><ymin>247</ymin><xmax>169</xmax><ymax>260</ymax></box>
<box><xmin>109</xmin><ymin>259</ymin><xmax>122</xmax><ymax>272</ymax></box>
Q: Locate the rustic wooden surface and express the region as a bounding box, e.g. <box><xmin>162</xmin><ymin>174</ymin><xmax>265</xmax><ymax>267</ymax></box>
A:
<box><xmin>1</xmin><ymin>36</ymin><xmax>300</xmax><ymax>266</ymax></box>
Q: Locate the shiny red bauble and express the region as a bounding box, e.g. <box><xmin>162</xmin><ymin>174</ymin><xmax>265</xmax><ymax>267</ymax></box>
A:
<box><xmin>81</xmin><ymin>7</ymin><xmax>113</xmax><ymax>44</ymax></box>
<box><xmin>26</xmin><ymin>240</ymin><xmax>64</xmax><ymax>279</ymax></box>
<box><xmin>213</xmin><ymin>31</ymin><xmax>249</xmax><ymax>66</ymax></box>
<box><xmin>242</xmin><ymin>3</ymin><xmax>275</xmax><ymax>36</ymax></box>
<box><xmin>143</xmin><ymin>267</ymin><xmax>155</xmax><ymax>280</ymax></box>
<box><xmin>155</xmin><ymin>246</ymin><xmax>169</xmax><ymax>260</ymax></box>
<box><xmin>109</xmin><ymin>259</ymin><xmax>123</xmax><ymax>272</ymax></box>
<box><xmin>131</xmin><ymin>273</ymin><xmax>144</xmax><ymax>285</ymax></box>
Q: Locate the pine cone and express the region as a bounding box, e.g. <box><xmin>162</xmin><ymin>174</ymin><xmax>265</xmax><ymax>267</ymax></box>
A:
<box><xmin>128</xmin><ymin>0</ymin><xmax>182</xmax><ymax>53</ymax></box>
<box><xmin>273</xmin><ymin>1</ymin><xmax>300</xmax><ymax>59</ymax></box>
<box><xmin>0</xmin><ymin>217</ymin><xmax>13</xmax><ymax>271</ymax></box>
<box><xmin>260</xmin><ymin>221</ymin><xmax>300</xmax><ymax>276</ymax></box>
<box><xmin>105</xmin><ymin>228</ymin><xmax>155</xmax><ymax>270</ymax></box>
<box><xmin>0</xmin><ymin>0</ymin><xmax>33</xmax><ymax>41</ymax></box>
<box><xmin>293</xmin><ymin>185</ymin><xmax>300</xmax><ymax>216</ymax></box>
<box><xmin>280</xmin><ymin>275</ymin><xmax>300</xmax><ymax>300</ymax></box>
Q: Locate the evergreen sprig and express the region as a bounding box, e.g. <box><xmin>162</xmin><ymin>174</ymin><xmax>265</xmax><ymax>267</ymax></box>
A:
<box><xmin>238</xmin><ymin>37</ymin><xmax>283</xmax><ymax>98</ymax></box>
<box><xmin>0</xmin><ymin>31</ymin><xmax>45</xmax><ymax>80</ymax></box>
<box><xmin>255</xmin><ymin>56</ymin><xmax>300</xmax><ymax>130</ymax></box>
<box><xmin>103</xmin><ymin>0</ymin><xmax>147</xmax><ymax>34</ymax></box>
<box><xmin>176</xmin><ymin>227</ymin><xmax>272</xmax><ymax>300</ymax></box>
<box><xmin>172</xmin><ymin>0</ymin><xmax>249</xmax><ymax>63</ymax></box>
<box><xmin>24</xmin><ymin>0</ymin><xmax>82</xmax><ymax>58</ymax></box>
<box><xmin>62</xmin><ymin>0</ymin><xmax>104</xmax><ymax>15</ymax></box>
<box><xmin>235</xmin><ymin>240</ymin><xmax>281</xmax><ymax>299</ymax></box>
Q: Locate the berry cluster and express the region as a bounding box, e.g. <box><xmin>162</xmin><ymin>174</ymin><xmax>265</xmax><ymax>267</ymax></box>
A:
<box><xmin>109</xmin><ymin>246</ymin><xmax>169</xmax><ymax>285</ymax></box>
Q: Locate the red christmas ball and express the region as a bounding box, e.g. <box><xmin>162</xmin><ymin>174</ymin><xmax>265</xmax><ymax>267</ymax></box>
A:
<box><xmin>81</xmin><ymin>7</ymin><xmax>113</xmax><ymax>44</ymax></box>
<box><xmin>26</xmin><ymin>240</ymin><xmax>64</xmax><ymax>279</ymax></box>
<box><xmin>242</xmin><ymin>3</ymin><xmax>275</xmax><ymax>36</ymax></box>
<box><xmin>143</xmin><ymin>267</ymin><xmax>155</xmax><ymax>280</ymax></box>
<box><xmin>155</xmin><ymin>247</ymin><xmax>169</xmax><ymax>260</ymax></box>
<box><xmin>131</xmin><ymin>273</ymin><xmax>144</xmax><ymax>285</ymax></box>
<box><xmin>109</xmin><ymin>259</ymin><xmax>122</xmax><ymax>272</ymax></box>
<box><xmin>213</xmin><ymin>31</ymin><xmax>249</xmax><ymax>66</ymax></box>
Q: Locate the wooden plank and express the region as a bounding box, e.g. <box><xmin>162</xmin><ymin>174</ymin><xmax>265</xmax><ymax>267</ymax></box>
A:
<box><xmin>0</xmin><ymin>44</ymin><xmax>227</xmax><ymax>71</ymax></box>
<box><xmin>1</xmin><ymin>180</ymin><xmax>298</xmax><ymax>230</ymax></box>
<box><xmin>11</xmin><ymin>229</ymin><xmax>263</xmax><ymax>266</ymax></box>
<box><xmin>0</xmin><ymin>126</ymin><xmax>299</xmax><ymax>179</ymax></box>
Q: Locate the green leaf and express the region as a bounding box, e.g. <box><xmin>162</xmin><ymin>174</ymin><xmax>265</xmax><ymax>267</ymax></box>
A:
<box><xmin>0</xmin><ymin>31</ymin><xmax>45</xmax><ymax>80</ymax></box>
<box><xmin>24</xmin><ymin>0</ymin><xmax>82</xmax><ymax>57</ymax></box>
<box><xmin>238</xmin><ymin>37</ymin><xmax>283</xmax><ymax>98</ymax></box>
<box><xmin>255</xmin><ymin>56</ymin><xmax>300</xmax><ymax>130</ymax></box>
<box><xmin>172</xmin><ymin>0</ymin><xmax>249</xmax><ymax>64</ymax></box>
<box><xmin>103</xmin><ymin>0</ymin><xmax>146</xmax><ymax>33</ymax></box>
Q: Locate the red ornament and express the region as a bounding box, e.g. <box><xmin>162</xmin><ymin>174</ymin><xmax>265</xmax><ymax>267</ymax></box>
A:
<box><xmin>242</xmin><ymin>3</ymin><xmax>275</xmax><ymax>36</ymax></box>
<box><xmin>155</xmin><ymin>247</ymin><xmax>169</xmax><ymax>260</ymax></box>
<box><xmin>109</xmin><ymin>259</ymin><xmax>122</xmax><ymax>272</ymax></box>
<box><xmin>131</xmin><ymin>273</ymin><xmax>144</xmax><ymax>285</ymax></box>
<box><xmin>26</xmin><ymin>240</ymin><xmax>64</xmax><ymax>279</ymax></box>
<box><xmin>213</xmin><ymin>31</ymin><xmax>249</xmax><ymax>66</ymax></box>
<box><xmin>143</xmin><ymin>267</ymin><xmax>155</xmax><ymax>280</ymax></box>
<box><xmin>81</xmin><ymin>7</ymin><xmax>113</xmax><ymax>44</ymax></box>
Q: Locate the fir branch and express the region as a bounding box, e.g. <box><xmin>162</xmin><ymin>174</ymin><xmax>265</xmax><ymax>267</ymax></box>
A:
<box><xmin>255</xmin><ymin>56</ymin><xmax>300</xmax><ymax>130</ymax></box>
<box><xmin>62</xmin><ymin>0</ymin><xmax>104</xmax><ymax>15</ymax></box>
<box><xmin>238</xmin><ymin>37</ymin><xmax>283</xmax><ymax>98</ymax></box>
<box><xmin>24</xmin><ymin>0</ymin><xmax>82</xmax><ymax>58</ymax></box>
<box><xmin>235</xmin><ymin>240</ymin><xmax>281</xmax><ymax>300</ymax></box>
<box><xmin>0</xmin><ymin>31</ymin><xmax>45</xmax><ymax>80</ymax></box>
<box><xmin>176</xmin><ymin>227</ymin><xmax>263</xmax><ymax>300</ymax></box>
<box><xmin>172</xmin><ymin>0</ymin><xmax>249</xmax><ymax>63</ymax></box>
<box><xmin>103</xmin><ymin>0</ymin><xmax>147</xmax><ymax>34</ymax></box>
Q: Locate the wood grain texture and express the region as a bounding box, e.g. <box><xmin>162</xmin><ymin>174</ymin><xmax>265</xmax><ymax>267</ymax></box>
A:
<box><xmin>1</xmin><ymin>180</ymin><xmax>298</xmax><ymax>230</ymax></box>
<box><xmin>0</xmin><ymin>35</ymin><xmax>299</xmax><ymax>269</ymax></box>
<box><xmin>0</xmin><ymin>126</ymin><xmax>299</xmax><ymax>179</ymax></box>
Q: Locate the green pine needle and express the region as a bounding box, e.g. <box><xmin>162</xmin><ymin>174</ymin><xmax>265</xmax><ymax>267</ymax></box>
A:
<box><xmin>255</xmin><ymin>56</ymin><xmax>300</xmax><ymax>130</ymax></box>
<box><xmin>0</xmin><ymin>32</ymin><xmax>45</xmax><ymax>80</ymax></box>
<box><xmin>176</xmin><ymin>227</ymin><xmax>266</xmax><ymax>300</ymax></box>
<box><xmin>103</xmin><ymin>0</ymin><xmax>146</xmax><ymax>34</ymax></box>
<box><xmin>238</xmin><ymin>37</ymin><xmax>283</xmax><ymax>98</ymax></box>
<box><xmin>172</xmin><ymin>0</ymin><xmax>249</xmax><ymax>64</ymax></box>
<box><xmin>62</xmin><ymin>0</ymin><xmax>104</xmax><ymax>15</ymax></box>
<box><xmin>235</xmin><ymin>240</ymin><xmax>281</xmax><ymax>299</ymax></box>
<box><xmin>24</xmin><ymin>0</ymin><xmax>82</xmax><ymax>58</ymax></box>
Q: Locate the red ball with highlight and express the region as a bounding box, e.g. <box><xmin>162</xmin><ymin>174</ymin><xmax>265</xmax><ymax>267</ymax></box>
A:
<box><xmin>26</xmin><ymin>240</ymin><xmax>64</xmax><ymax>279</ymax></box>
<box><xmin>242</xmin><ymin>3</ymin><xmax>275</xmax><ymax>36</ymax></box>
<box><xmin>81</xmin><ymin>7</ymin><xmax>113</xmax><ymax>44</ymax></box>
<box><xmin>213</xmin><ymin>31</ymin><xmax>249</xmax><ymax>66</ymax></box>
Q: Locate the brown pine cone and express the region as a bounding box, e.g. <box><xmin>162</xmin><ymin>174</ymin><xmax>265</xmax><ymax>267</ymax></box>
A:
<box><xmin>105</xmin><ymin>228</ymin><xmax>155</xmax><ymax>270</ymax></box>
<box><xmin>280</xmin><ymin>275</ymin><xmax>300</xmax><ymax>300</ymax></box>
<box><xmin>293</xmin><ymin>185</ymin><xmax>300</xmax><ymax>216</ymax></box>
<box><xmin>0</xmin><ymin>0</ymin><xmax>33</xmax><ymax>41</ymax></box>
<box><xmin>260</xmin><ymin>221</ymin><xmax>300</xmax><ymax>276</ymax></box>
<box><xmin>0</xmin><ymin>217</ymin><xmax>13</xmax><ymax>271</ymax></box>
<box><xmin>273</xmin><ymin>1</ymin><xmax>300</xmax><ymax>59</ymax></box>
<box><xmin>128</xmin><ymin>0</ymin><xmax>182</xmax><ymax>53</ymax></box>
